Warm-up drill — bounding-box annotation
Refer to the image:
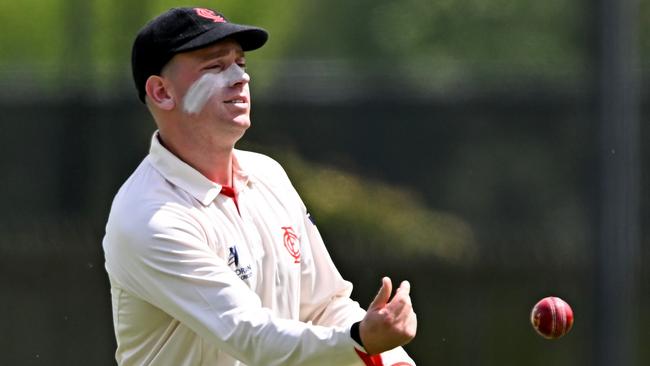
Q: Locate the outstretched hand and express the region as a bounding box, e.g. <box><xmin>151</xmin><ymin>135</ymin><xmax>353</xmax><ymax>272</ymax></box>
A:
<box><xmin>359</xmin><ymin>277</ymin><xmax>417</xmax><ymax>355</ymax></box>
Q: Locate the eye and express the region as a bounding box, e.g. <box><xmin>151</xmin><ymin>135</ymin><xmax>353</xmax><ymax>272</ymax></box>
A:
<box><xmin>204</xmin><ymin>63</ymin><xmax>223</xmax><ymax>71</ymax></box>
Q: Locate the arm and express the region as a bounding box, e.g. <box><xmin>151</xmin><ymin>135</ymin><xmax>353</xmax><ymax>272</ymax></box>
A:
<box><xmin>298</xmin><ymin>212</ymin><xmax>366</xmax><ymax>326</ymax></box>
<box><xmin>104</xmin><ymin>202</ymin><xmax>362</xmax><ymax>366</ymax></box>
<box><xmin>298</xmin><ymin>209</ymin><xmax>417</xmax><ymax>365</ymax></box>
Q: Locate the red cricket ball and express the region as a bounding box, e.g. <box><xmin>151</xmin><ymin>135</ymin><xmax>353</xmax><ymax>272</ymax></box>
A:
<box><xmin>530</xmin><ymin>296</ymin><xmax>574</xmax><ymax>339</ymax></box>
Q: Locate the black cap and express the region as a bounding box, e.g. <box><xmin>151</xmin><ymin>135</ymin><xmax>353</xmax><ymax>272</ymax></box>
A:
<box><xmin>132</xmin><ymin>7</ymin><xmax>268</xmax><ymax>103</ymax></box>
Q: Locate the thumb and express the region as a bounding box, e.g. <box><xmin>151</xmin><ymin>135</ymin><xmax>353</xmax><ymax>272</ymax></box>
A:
<box><xmin>368</xmin><ymin>277</ymin><xmax>392</xmax><ymax>311</ymax></box>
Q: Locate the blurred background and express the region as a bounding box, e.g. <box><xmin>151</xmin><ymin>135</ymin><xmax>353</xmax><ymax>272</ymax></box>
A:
<box><xmin>0</xmin><ymin>0</ymin><xmax>647</xmax><ymax>364</ymax></box>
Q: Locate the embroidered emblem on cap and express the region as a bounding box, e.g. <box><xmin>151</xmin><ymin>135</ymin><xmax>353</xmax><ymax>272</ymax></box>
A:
<box><xmin>281</xmin><ymin>226</ymin><xmax>301</xmax><ymax>263</ymax></box>
<box><xmin>195</xmin><ymin>8</ymin><xmax>226</xmax><ymax>23</ymax></box>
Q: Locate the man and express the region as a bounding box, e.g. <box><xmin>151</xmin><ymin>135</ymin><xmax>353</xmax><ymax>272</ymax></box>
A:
<box><xmin>102</xmin><ymin>7</ymin><xmax>417</xmax><ymax>366</ymax></box>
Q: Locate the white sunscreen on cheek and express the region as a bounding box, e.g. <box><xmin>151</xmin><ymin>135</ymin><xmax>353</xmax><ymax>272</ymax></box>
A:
<box><xmin>182</xmin><ymin>64</ymin><xmax>249</xmax><ymax>115</ymax></box>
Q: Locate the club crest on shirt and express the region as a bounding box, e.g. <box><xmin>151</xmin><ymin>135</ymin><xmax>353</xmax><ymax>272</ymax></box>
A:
<box><xmin>281</xmin><ymin>226</ymin><xmax>301</xmax><ymax>263</ymax></box>
<box><xmin>227</xmin><ymin>245</ymin><xmax>252</xmax><ymax>280</ymax></box>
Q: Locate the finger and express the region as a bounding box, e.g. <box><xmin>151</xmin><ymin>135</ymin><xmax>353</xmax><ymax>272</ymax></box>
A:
<box><xmin>387</xmin><ymin>284</ymin><xmax>414</xmax><ymax>318</ymax></box>
<box><xmin>395</xmin><ymin>280</ymin><xmax>411</xmax><ymax>296</ymax></box>
<box><xmin>368</xmin><ymin>276</ymin><xmax>392</xmax><ymax>311</ymax></box>
<box><xmin>388</xmin><ymin>281</ymin><xmax>412</xmax><ymax>308</ymax></box>
<box><xmin>387</xmin><ymin>292</ymin><xmax>413</xmax><ymax>319</ymax></box>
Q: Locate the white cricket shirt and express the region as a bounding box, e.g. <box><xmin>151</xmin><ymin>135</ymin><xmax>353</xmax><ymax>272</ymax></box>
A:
<box><xmin>102</xmin><ymin>132</ymin><xmax>415</xmax><ymax>366</ymax></box>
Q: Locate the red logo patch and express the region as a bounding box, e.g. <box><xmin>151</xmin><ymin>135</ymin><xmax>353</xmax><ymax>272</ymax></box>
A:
<box><xmin>281</xmin><ymin>226</ymin><xmax>301</xmax><ymax>263</ymax></box>
<box><xmin>195</xmin><ymin>8</ymin><xmax>226</xmax><ymax>23</ymax></box>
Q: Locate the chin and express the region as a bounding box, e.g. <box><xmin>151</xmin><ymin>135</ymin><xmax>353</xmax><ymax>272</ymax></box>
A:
<box><xmin>232</xmin><ymin>115</ymin><xmax>251</xmax><ymax>128</ymax></box>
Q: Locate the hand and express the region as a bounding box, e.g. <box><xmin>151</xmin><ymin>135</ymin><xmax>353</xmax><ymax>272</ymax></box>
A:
<box><xmin>359</xmin><ymin>277</ymin><xmax>417</xmax><ymax>355</ymax></box>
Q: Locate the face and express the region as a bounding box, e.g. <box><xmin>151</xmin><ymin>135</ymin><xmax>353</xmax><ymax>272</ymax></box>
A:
<box><xmin>162</xmin><ymin>39</ymin><xmax>251</xmax><ymax>133</ymax></box>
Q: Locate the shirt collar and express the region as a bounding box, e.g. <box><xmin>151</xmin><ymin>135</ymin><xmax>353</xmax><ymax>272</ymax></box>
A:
<box><xmin>148</xmin><ymin>131</ymin><xmax>250</xmax><ymax>206</ymax></box>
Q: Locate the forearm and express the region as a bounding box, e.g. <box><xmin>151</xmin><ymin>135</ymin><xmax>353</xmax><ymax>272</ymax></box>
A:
<box><xmin>106</xmin><ymin>228</ymin><xmax>363</xmax><ymax>366</ymax></box>
<box><xmin>147</xmin><ymin>273</ymin><xmax>361</xmax><ymax>366</ymax></box>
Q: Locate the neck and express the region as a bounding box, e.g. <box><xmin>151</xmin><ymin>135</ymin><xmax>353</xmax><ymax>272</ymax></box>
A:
<box><xmin>157</xmin><ymin>131</ymin><xmax>235</xmax><ymax>186</ymax></box>
<box><xmin>195</xmin><ymin>148</ymin><xmax>234</xmax><ymax>186</ymax></box>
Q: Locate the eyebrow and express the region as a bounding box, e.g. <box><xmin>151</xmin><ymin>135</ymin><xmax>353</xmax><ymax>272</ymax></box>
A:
<box><xmin>196</xmin><ymin>47</ymin><xmax>245</xmax><ymax>62</ymax></box>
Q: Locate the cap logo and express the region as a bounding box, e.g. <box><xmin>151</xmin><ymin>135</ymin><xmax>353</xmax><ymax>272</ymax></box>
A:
<box><xmin>195</xmin><ymin>8</ymin><xmax>226</xmax><ymax>23</ymax></box>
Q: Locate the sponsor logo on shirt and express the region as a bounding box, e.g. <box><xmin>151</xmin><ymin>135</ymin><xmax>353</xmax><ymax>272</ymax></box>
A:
<box><xmin>227</xmin><ymin>245</ymin><xmax>253</xmax><ymax>281</ymax></box>
<box><xmin>228</xmin><ymin>246</ymin><xmax>239</xmax><ymax>267</ymax></box>
<box><xmin>235</xmin><ymin>265</ymin><xmax>253</xmax><ymax>281</ymax></box>
<box><xmin>281</xmin><ymin>226</ymin><xmax>301</xmax><ymax>263</ymax></box>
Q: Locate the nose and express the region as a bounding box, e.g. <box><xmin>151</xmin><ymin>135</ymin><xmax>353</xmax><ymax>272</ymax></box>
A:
<box><xmin>229</xmin><ymin>64</ymin><xmax>250</xmax><ymax>87</ymax></box>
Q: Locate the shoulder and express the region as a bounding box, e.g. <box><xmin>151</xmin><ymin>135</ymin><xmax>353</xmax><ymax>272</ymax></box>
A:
<box><xmin>235</xmin><ymin>149</ymin><xmax>284</xmax><ymax>171</ymax></box>
<box><xmin>104</xmin><ymin>158</ymin><xmax>205</xmax><ymax>254</ymax></box>
<box><xmin>235</xmin><ymin>149</ymin><xmax>291</xmax><ymax>184</ymax></box>
<box><xmin>234</xmin><ymin>149</ymin><xmax>306</xmax><ymax>214</ymax></box>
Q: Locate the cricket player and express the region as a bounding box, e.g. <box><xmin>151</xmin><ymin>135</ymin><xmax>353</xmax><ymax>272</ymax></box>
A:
<box><xmin>102</xmin><ymin>7</ymin><xmax>417</xmax><ymax>366</ymax></box>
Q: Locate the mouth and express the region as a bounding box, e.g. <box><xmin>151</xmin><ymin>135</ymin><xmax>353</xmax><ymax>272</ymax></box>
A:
<box><xmin>223</xmin><ymin>98</ymin><xmax>247</xmax><ymax>105</ymax></box>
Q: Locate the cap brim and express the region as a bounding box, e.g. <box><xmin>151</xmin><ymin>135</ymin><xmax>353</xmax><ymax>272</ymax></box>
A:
<box><xmin>173</xmin><ymin>23</ymin><xmax>268</xmax><ymax>53</ymax></box>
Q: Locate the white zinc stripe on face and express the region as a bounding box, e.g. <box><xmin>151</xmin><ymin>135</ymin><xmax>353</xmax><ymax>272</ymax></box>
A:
<box><xmin>183</xmin><ymin>63</ymin><xmax>248</xmax><ymax>115</ymax></box>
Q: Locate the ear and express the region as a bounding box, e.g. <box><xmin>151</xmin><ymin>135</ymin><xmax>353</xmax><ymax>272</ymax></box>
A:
<box><xmin>145</xmin><ymin>75</ymin><xmax>175</xmax><ymax>110</ymax></box>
